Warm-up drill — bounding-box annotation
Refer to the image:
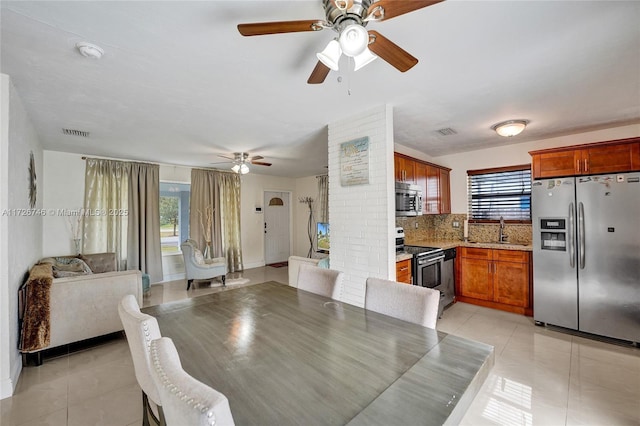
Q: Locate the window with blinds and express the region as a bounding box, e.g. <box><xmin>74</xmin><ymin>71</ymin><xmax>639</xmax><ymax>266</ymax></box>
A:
<box><xmin>468</xmin><ymin>165</ymin><xmax>532</xmax><ymax>222</ymax></box>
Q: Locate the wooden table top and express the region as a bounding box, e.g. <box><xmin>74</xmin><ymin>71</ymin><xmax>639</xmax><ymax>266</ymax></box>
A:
<box><xmin>143</xmin><ymin>282</ymin><xmax>493</xmax><ymax>426</ymax></box>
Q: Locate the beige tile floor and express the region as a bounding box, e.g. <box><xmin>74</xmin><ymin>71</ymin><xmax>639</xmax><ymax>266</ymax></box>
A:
<box><xmin>2</xmin><ymin>266</ymin><xmax>639</xmax><ymax>426</ymax></box>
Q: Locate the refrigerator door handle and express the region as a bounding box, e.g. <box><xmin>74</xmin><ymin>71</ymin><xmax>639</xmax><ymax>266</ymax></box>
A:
<box><xmin>569</xmin><ymin>202</ymin><xmax>575</xmax><ymax>269</ymax></box>
<box><xmin>578</xmin><ymin>201</ymin><xmax>585</xmax><ymax>269</ymax></box>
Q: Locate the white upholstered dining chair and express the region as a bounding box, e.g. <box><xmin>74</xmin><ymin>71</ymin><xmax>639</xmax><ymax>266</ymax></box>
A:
<box><xmin>297</xmin><ymin>263</ymin><xmax>344</xmax><ymax>300</ymax></box>
<box><xmin>365</xmin><ymin>277</ymin><xmax>440</xmax><ymax>329</ymax></box>
<box><xmin>149</xmin><ymin>337</ymin><xmax>235</xmax><ymax>426</ymax></box>
<box><xmin>118</xmin><ymin>294</ymin><xmax>163</xmax><ymax>426</ymax></box>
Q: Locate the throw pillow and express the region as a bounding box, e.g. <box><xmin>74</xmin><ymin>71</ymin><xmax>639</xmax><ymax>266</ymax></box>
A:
<box><xmin>317</xmin><ymin>257</ymin><xmax>330</xmax><ymax>269</ymax></box>
<box><xmin>52</xmin><ymin>258</ymin><xmax>93</xmax><ymax>278</ymax></box>
<box><xmin>193</xmin><ymin>248</ymin><xmax>205</xmax><ymax>265</ymax></box>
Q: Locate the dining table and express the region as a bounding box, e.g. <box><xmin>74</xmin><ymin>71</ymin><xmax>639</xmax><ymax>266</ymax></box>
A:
<box><xmin>143</xmin><ymin>281</ymin><xmax>494</xmax><ymax>425</ymax></box>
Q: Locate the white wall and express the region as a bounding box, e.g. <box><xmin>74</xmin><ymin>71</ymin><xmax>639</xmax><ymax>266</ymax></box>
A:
<box><xmin>240</xmin><ymin>173</ymin><xmax>297</xmax><ymax>268</ymax></box>
<box><xmin>42</xmin><ymin>151</ymin><xmax>85</xmax><ymax>256</ymax></box>
<box><xmin>293</xmin><ymin>175</ymin><xmax>320</xmax><ymax>257</ymax></box>
<box><xmin>328</xmin><ymin>105</ymin><xmax>395</xmax><ymax>308</ymax></box>
<box><xmin>433</xmin><ymin>124</ymin><xmax>640</xmax><ymax>213</ymax></box>
<box><xmin>0</xmin><ymin>75</ymin><xmax>43</xmax><ymax>398</ymax></box>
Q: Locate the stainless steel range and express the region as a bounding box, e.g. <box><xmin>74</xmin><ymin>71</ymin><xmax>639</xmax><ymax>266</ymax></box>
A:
<box><xmin>403</xmin><ymin>245</ymin><xmax>444</xmax><ymax>288</ymax></box>
<box><xmin>402</xmin><ymin>244</ymin><xmax>456</xmax><ymax>318</ymax></box>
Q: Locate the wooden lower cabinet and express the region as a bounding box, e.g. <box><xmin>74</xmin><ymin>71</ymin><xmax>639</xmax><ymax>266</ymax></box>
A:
<box><xmin>396</xmin><ymin>258</ymin><xmax>412</xmax><ymax>284</ymax></box>
<box><xmin>456</xmin><ymin>247</ymin><xmax>532</xmax><ymax>315</ymax></box>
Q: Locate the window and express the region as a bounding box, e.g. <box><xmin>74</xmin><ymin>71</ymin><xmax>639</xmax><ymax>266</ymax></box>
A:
<box><xmin>468</xmin><ymin>165</ymin><xmax>531</xmax><ymax>222</ymax></box>
<box><xmin>160</xmin><ymin>182</ymin><xmax>190</xmax><ymax>254</ymax></box>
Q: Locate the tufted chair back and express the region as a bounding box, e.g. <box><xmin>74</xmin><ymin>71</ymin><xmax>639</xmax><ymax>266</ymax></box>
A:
<box><xmin>150</xmin><ymin>337</ymin><xmax>235</xmax><ymax>426</ymax></box>
<box><xmin>118</xmin><ymin>294</ymin><xmax>162</xmax><ymax>424</ymax></box>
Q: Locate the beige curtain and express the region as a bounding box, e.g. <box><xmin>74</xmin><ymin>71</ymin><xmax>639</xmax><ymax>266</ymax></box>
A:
<box><xmin>83</xmin><ymin>159</ymin><xmax>130</xmax><ymax>270</ymax></box>
<box><xmin>190</xmin><ymin>169</ymin><xmax>243</xmax><ymax>272</ymax></box>
<box><xmin>190</xmin><ymin>169</ymin><xmax>221</xmax><ymax>256</ymax></box>
<box><xmin>127</xmin><ymin>162</ymin><xmax>163</xmax><ymax>282</ymax></box>
<box><xmin>317</xmin><ymin>175</ymin><xmax>329</xmax><ymax>223</ymax></box>
<box><xmin>216</xmin><ymin>172</ymin><xmax>243</xmax><ymax>272</ymax></box>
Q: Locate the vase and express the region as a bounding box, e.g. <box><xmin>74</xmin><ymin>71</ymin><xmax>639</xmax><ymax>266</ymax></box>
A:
<box><xmin>73</xmin><ymin>238</ymin><xmax>81</xmax><ymax>255</ymax></box>
<box><xmin>204</xmin><ymin>241</ymin><xmax>212</xmax><ymax>260</ymax></box>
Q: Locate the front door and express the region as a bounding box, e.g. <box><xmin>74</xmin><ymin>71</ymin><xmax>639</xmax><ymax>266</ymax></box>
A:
<box><xmin>264</xmin><ymin>191</ymin><xmax>290</xmax><ymax>265</ymax></box>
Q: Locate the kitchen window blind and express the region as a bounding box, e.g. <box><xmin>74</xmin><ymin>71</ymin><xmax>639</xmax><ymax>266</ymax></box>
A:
<box><xmin>467</xmin><ymin>165</ymin><xmax>532</xmax><ymax>222</ymax></box>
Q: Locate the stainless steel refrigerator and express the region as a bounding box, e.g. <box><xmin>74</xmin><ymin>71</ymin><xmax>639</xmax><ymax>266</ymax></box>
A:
<box><xmin>532</xmin><ymin>172</ymin><xmax>640</xmax><ymax>343</ymax></box>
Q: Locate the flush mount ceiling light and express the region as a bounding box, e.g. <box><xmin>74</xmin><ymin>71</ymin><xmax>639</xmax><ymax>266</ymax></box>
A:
<box><xmin>75</xmin><ymin>42</ymin><xmax>104</xmax><ymax>59</ymax></box>
<box><xmin>492</xmin><ymin>120</ymin><xmax>529</xmax><ymax>137</ymax></box>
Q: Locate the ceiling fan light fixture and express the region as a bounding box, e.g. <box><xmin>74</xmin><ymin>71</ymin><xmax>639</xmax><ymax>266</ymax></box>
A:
<box><xmin>353</xmin><ymin>47</ymin><xmax>377</xmax><ymax>71</ymax></box>
<box><xmin>317</xmin><ymin>39</ymin><xmax>342</xmax><ymax>71</ymax></box>
<box><xmin>231</xmin><ymin>164</ymin><xmax>240</xmax><ymax>173</ymax></box>
<box><xmin>339</xmin><ymin>24</ymin><xmax>368</xmax><ymax>57</ymax></box>
<box><xmin>239</xmin><ymin>163</ymin><xmax>250</xmax><ymax>174</ymax></box>
<box><xmin>492</xmin><ymin>120</ymin><xmax>529</xmax><ymax>137</ymax></box>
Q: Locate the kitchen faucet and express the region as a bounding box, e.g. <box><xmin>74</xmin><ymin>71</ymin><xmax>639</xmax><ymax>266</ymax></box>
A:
<box><xmin>499</xmin><ymin>216</ymin><xmax>508</xmax><ymax>243</ymax></box>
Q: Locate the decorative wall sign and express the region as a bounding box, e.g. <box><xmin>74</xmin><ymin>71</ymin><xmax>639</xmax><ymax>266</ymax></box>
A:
<box><xmin>28</xmin><ymin>151</ymin><xmax>37</xmax><ymax>208</ymax></box>
<box><xmin>340</xmin><ymin>136</ymin><xmax>369</xmax><ymax>186</ymax></box>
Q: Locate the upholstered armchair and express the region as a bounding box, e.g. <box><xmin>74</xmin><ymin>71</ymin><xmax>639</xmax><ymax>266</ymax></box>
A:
<box><xmin>181</xmin><ymin>239</ymin><xmax>227</xmax><ymax>290</ymax></box>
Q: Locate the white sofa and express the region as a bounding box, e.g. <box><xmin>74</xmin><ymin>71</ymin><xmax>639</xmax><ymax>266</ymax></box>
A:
<box><xmin>20</xmin><ymin>253</ymin><xmax>142</xmax><ymax>364</ymax></box>
<box><xmin>287</xmin><ymin>256</ymin><xmax>321</xmax><ymax>287</ymax></box>
<box><xmin>48</xmin><ymin>269</ymin><xmax>142</xmax><ymax>349</ymax></box>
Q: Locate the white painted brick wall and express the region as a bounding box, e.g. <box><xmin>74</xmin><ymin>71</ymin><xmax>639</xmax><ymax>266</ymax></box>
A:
<box><xmin>328</xmin><ymin>105</ymin><xmax>395</xmax><ymax>307</ymax></box>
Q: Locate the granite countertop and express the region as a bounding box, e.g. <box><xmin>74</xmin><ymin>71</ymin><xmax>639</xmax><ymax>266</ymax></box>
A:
<box><xmin>406</xmin><ymin>239</ymin><xmax>533</xmax><ymax>252</ymax></box>
<box><xmin>396</xmin><ymin>252</ymin><xmax>413</xmax><ymax>262</ymax></box>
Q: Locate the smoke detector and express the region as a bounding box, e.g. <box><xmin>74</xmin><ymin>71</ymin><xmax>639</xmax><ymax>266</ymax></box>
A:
<box><xmin>75</xmin><ymin>42</ymin><xmax>104</xmax><ymax>59</ymax></box>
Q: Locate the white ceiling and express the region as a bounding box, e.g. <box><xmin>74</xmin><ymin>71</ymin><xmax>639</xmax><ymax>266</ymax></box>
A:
<box><xmin>1</xmin><ymin>1</ymin><xmax>639</xmax><ymax>178</ymax></box>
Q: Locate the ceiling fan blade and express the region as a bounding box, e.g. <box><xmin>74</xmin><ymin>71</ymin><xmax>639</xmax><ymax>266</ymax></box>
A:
<box><xmin>250</xmin><ymin>155</ymin><xmax>264</xmax><ymax>161</ymax></box>
<box><xmin>251</xmin><ymin>161</ymin><xmax>272</xmax><ymax>167</ymax></box>
<box><xmin>368</xmin><ymin>0</ymin><xmax>444</xmax><ymax>22</ymax></box>
<box><xmin>368</xmin><ymin>31</ymin><xmax>418</xmax><ymax>72</ymax></box>
<box><xmin>217</xmin><ymin>154</ymin><xmax>235</xmax><ymax>160</ymax></box>
<box><xmin>307</xmin><ymin>61</ymin><xmax>331</xmax><ymax>84</ymax></box>
<box><xmin>238</xmin><ymin>20</ymin><xmax>324</xmax><ymax>36</ymax></box>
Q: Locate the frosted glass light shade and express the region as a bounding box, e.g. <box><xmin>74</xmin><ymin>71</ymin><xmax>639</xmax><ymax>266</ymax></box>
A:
<box><xmin>492</xmin><ymin>120</ymin><xmax>529</xmax><ymax>137</ymax></box>
<box><xmin>354</xmin><ymin>48</ymin><xmax>377</xmax><ymax>71</ymax></box>
<box><xmin>317</xmin><ymin>40</ymin><xmax>341</xmax><ymax>71</ymax></box>
<box><xmin>339</xmin><ymin>24</ymin><xmax>368</xmax><ymax>57</ymax></box>
<box><xmin>239</xmin><ymin>163</ymin><xmax>250</xmax><ymax>174</ymax></box>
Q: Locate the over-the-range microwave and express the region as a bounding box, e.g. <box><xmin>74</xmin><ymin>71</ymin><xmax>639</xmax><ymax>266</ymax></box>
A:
<box><xmin>395</xmin><ymin>182</ymin><xmax>423</xmax><ymax>217</ymax></box>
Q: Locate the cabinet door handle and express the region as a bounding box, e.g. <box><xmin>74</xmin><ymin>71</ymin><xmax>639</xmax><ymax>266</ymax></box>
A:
<box><xmin>584</xmin><ymin>159</ymin><xmax>588</xmax><ymax>173</ymax></box>
<box><xmin>399</xmin><ymin>267</ymin><xmax>408</xmax><ymax>271</ymax></box>
<box><xmin>576</xmin><ymin>159</ymin><xmax>581</xmax><ymax>173</ymax></box>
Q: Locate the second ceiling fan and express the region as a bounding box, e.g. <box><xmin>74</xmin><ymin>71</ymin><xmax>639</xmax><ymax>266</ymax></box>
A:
<box><xmin>237</xmin><ymin>0</ymin><xmax>444</xmax><ymax>84</ymax></box>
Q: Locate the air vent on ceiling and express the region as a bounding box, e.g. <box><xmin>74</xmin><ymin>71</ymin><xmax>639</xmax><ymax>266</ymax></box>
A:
<box><xmin>436</xmin><ymin>127</ymin><xmax>457</xmax><ymax>136</ymax></box>
<box><xmin>62</xmin><ymin>128</ymin><xmax>90</xmax><ymax>138</ymax></box>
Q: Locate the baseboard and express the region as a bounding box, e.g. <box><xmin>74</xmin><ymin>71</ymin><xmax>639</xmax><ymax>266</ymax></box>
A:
<box><xmin>243</xmin><ymin>261</ymin><xmax>266</xmax><ymax>269</ymax></box>
<box><xmin>0</xmin><ymin>358</ymin><xmax>21</xmax><ymax>399</ymax></box>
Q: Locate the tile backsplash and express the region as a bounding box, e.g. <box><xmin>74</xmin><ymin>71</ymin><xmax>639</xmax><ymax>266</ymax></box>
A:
<box><xmin>397</xmin><ymin>214</ymin><xmax>532</xmax><ymax>244</ymax></box>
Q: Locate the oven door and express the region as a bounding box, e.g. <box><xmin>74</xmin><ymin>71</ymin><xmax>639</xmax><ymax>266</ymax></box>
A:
<box><xmin>414</xmin><ymin>254</ymin><xmax>444</xmax><ymax>288</ymax></box>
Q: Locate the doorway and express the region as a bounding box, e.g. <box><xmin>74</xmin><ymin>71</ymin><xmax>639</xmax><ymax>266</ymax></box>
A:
<box><xmin>264</xmin><ymin>191</ymin><xmax>291</xmax><ymax>265</ymax></box>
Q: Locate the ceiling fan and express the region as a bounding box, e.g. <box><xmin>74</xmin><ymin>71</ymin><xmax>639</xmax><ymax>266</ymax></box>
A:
<box><xmin>216</xmin><ymin>152</ymin><xmax>272</xmax><ymax>174</ymax></box>
<box><xmin>237</xmin><ymin>0</ymin><xmax>444</xmax><ymax>84</ymax></box>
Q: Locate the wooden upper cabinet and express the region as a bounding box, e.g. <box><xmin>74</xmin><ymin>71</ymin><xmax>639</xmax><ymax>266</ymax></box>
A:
<box><xmin>530</xmin><ymin>137</ymin><xmax>640</xmax><ymax>179</ymax></box>
<box><xmin>439</xmin><ymin>169</ymin><xmax>451</xmax><ymax>214</ymax></box>
<box><xmin>394</xmin><ymin>153</ymin><xmax>451</xmax><ymax>214</ymax></box>
<box><xmin>394</xmin><ymin>154</ymin><xmax>416</xmax><ymax>183</ymax></box>
<box><xmin>414</xmin><ymin>162</ymin><xmax>428</xmax><ymax>212</ymax></box>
